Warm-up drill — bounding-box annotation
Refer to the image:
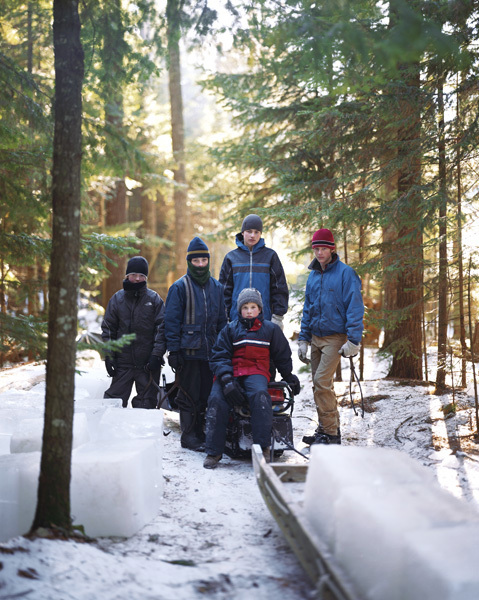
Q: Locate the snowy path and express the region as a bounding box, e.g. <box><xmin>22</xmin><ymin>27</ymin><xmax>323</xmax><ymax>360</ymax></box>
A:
<box><xmin>3</xmin><ymin>347</ymin><xmax>479</xmax><ymax>598</ymax></box>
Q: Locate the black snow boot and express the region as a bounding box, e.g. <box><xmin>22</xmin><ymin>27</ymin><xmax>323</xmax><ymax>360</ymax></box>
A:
<box><xmin>180</xmin><ymin>410</ymin><xmax>205</xmax><ymax>452</ymax></box>
<box><xmin>311</xmin><ymin>431</ymin><xmax>341</xmax><ymax>445</ymax></box>
<box><xmin>303</xmin><ymin>426</ymin><xmax>341</xmax><ymax>446</ymax></box>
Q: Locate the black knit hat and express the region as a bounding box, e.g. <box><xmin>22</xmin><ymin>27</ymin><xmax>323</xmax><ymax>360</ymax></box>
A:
<box><xmin>186</xmin><ymin>237</ymin><xmax>210</xmax><ymax>261</ymax></box>
<box><xmin>241</xmin><ymin>214</ymin><xmax>263</xmax><ymax>233</ymax></box>
<box><xmin>237</xmin><ymin>288</ymin><xmax>263</xmax><ymax>313</ymax></box>
<box><xmin>126</xmin><ymin>256</ymin><xmax>148</xmax><ymax>277</ymax></box>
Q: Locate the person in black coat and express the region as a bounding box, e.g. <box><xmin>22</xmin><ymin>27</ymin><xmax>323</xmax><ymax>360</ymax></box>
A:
<box><xmin>102</xmin><ymin>256</ymin><xmax>166</xmax><ymax>408</ymax></box>
<box><xmin>165</xmin><ymin>237</ymin><xmax>227</xmax><ymax>451</ymax></box>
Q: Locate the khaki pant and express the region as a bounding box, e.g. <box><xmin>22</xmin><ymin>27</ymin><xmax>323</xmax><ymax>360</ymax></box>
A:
<box><xmin>310</xmin><ymin>333</ymin><xmax>347</xmax><ymax>435</ymax></box>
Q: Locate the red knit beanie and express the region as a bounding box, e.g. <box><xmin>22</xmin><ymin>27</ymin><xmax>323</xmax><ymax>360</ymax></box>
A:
<box><xmin>311</xmin><ymin>228</ymin><xmax>335</xmax><ymax>249</ymax></box>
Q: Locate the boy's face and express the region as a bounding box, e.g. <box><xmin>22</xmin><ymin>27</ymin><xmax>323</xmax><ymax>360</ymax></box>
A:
<box><xmin>126</xmin><ymin>273</ymin><xmax>147</xmax><ymax>283</ymax></box>
<box><xmin>191</xmin><ymin>257</ymin><xmax>209</xmax><ymax>267</ymax></box>
<box><xmin>313</xmin><ymin>246</ymin><xmax>332</xmax><ymax>267</ymax></box>
<box><xmin>243</xmin><ymin>229</ymin><xmax>261</xmax><ymax>249</ymax></box>
<box><xmin>241</xmin><ymin>302</ymin><xmax>261</xmax><ymax>319</ymax></box>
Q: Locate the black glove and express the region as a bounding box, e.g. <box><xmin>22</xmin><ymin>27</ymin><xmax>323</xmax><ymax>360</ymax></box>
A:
<box><xmin>220</xmin><ymin>374</ymin><xmax>246</xmax><ymax>407</ymax></box>
<box><xmin>145</xmin><ymin>354</ymin><xmax>164</xmax><ymax>373</ymax></box>
<box><xmin>168</xmin><ymin>351</ymin><xmax>185</xmax><ymax>371</ymax></box>
<box><xmin>105</xmin><ymin>357</ymin><xmax>117</xmax><ymax>378</ymax></box>
<box><xmin>285</xmin><ymin>373</ymin><xmax>301</xmax><ymax>396</ymax></box>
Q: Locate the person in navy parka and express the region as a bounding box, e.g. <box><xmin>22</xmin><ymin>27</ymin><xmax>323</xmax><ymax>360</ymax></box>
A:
<box><xmin>102</xmin><ymin>256</ymin><xmax>166</xmax><ymax>409</ymax></box>
<box><xmin>203</xmin><ymin>288</ymin><xmax>300</xmax><ymax>469</ymax></box>
<box><xmin>165</xmin><ymin>237</ymin><xmax>227</xmax><ymax>451</ymax></box>
<box><xmin>219</xmin><ymin>214</ymin><xmax>289</xmax><ymax>328</ymax></box>
<box><xmin>298</xmin><ymin>229</ymin><xmax>364</xmax><ymax>446</ymax></box>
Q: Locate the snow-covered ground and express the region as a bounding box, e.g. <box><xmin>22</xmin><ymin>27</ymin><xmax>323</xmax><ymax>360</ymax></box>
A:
<box><xmin>1</xmin><ymin>325</ymin><xmax>479</xmax><ymax>599</ymax></box>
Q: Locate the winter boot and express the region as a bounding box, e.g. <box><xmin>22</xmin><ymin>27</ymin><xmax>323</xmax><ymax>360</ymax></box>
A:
<box><xmin>180</xmin><ymin>410</ymin><xmax>205</xmax><ymax>451</ymax></box>
<box><xmin>303</xmin><ymin>425</ymin><xmax>341</xmax><ymax>446</ymax></box>
<box><xmin>311</xmin><ymin>431</ymin><xmax>341</xmax><ymax>445</ymax></box>
<box><xmin>203</xmin><ymin>455</ymin><xmax>222</xmax><ymax>469</ymax></box>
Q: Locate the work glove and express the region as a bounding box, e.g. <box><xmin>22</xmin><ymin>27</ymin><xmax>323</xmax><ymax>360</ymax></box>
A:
<box><xmin>339</xmin><ymin>340</ymin><xmax>360</xmax><ymax>358</ymax></box>
<box><xmin>298</xmin><ymin>340</ymin><xmax>310</xmax><ymax>364</ymax></box>
<box><xmin>168</xmin><ymin>351</ymin><xmax>185</xmax><ymax>371</ymax></box>
<box><xmin>271</xmin><ymin>314</ymin><xmax>284</xmax><ymax>331</ymax></box>
<box><xmin>144</xmin><ymin>354</ymin><xmax>164</xmax><ymax>373</ymax></box>
<box><xmin>285</xmin><ymin>373</ymin><xmax>301</xmax><ymax>396</ymax></box>
<box><xmin>105</xmin><ymin>356</ymin><xmax>117</xmax><ymax>378</ymax></box>
<box><xmin>220</xmin><ymin>373</ymin><xmax>246</xmax><ymax>407</ymax></box>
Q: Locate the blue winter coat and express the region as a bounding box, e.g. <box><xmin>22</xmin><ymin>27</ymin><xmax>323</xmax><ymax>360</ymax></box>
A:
<box><xmin>164</xmin><ymin>275</ymin><xmax>227</xmax><ymax>361</ymax></box>
<box><xmin>210</xmin><ymin>313</ymin><xmax>293</xmax><ymax>382</ymax></box>
<box><xmin>299</xmin><ymin>255</ymin><xmax>364</xmax><ymax>345</ymax></box>
<box><xmin>219</xmin><ymin>234</ymin><xmax>289</xmax><ymax>321</ymax></box>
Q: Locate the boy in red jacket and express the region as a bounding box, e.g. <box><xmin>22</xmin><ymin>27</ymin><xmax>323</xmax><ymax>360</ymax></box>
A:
<box><xmin>203</xmin><ymin>288</ymin><xmax>300</xmax><ymax>469</ymax></box>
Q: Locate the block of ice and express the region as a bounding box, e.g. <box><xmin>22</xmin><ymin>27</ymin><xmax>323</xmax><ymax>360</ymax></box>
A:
<box><xmin>334</xmin><ymin>483</ymin><xmax>479</xmax><ymax>600</ymax></box>
<box><xmin>304</xmin><ymin>446</ymin><xmax>434</xmax><ymax>547</ymax></box>
<box><xmin>402</xmin><ymin>524</ymin><xmax>479</xmax><ymax>600</ymax></box>
<box><xmin>74</xmin><ymin>370</ymin><xmax>111</xmax><ymax>399</ymax></box>
<box><xmin>96</xmin><ymin>406</ymin><xmax>164</xmax><ymax>446</ymax></box>
<box><xmin>10</xmin><ymin>412</ymin><xmax>90</xmax><ymax>454</ymax></box>
<box><xmin>0</xmin><ymin>452</ymin><xmax>40</xmax><ymax>542</ymax></box>
<box><xmin>71</xmin><ymin>438</ymin><xmax>163</xmax><ymax>537</ymax></box>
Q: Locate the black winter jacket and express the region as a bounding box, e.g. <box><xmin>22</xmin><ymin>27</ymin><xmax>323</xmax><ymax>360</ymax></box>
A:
<box><xmin>101</xmin><ymin>285</ymin><xmax>166</xmax><ymax>369</ymax></box>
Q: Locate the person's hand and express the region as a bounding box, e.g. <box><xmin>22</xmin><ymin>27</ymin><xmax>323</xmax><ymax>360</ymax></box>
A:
<box><xmin>298</xmin><ymin>341</ymin><xmax>310</xmax><ymax>364</ymax></box>
<box><xmin>285</xmin><ymin>373</ymin><xmax>301</xmax><ymax>396</ymax></box>
<box><xmin>105</xmin><ymin>357</ymin><xmax>117</xmax><ymax>378</ymax></box>
<box><xmin>220</xmin><ymin>374</ymin><xmax>246</xmax><ymax>406</ymax></box>
<box><xmin>168</xmin><ymin>351</ymin><xmax>185</xmax><ymax>371</ymax></box>
<box><xmin>339</xmin><ymin>340</ymin><xmax>360</xmax><ymax>358</ymax></box>
<box><xmin>271</xmin><ymin>314</ymin><xmax>284</xmax><ymax>330</ymax></box>
<box><xmin>145</xmin><ymin>354</ymin><xmax>163</xmax><ymax>373</ymax></box>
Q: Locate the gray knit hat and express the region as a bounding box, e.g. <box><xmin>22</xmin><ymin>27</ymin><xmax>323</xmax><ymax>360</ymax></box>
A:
<box><xmin>241</xmin><ymin>214</ymin><xmax>263</xmax><ymax>232</ymax></box>
<box><xmin>237</xmin><ymin>288</ymin><xmax>263</xmax><ymax>313</ymax></box>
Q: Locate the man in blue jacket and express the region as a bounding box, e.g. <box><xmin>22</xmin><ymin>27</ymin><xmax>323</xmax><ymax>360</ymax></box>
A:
<box><xmin>298</xmin><ymin>229</ymin><xmax>364</xmax><ymax>445</ymax></box>
<box><xmin>219</xmin><ymin>214</ymin><xmax>289</xmax><ymax>328</ymax></box>
<box><xmin>165</xmin><ymin>237</ymin><xmax>227</xmax><ymax>451</ymax></box>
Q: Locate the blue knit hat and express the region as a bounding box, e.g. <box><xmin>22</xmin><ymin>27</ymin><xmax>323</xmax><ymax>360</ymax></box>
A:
<box><xmin>186</xmin><ymin>237</ymin><xmax>210</xmax><ymax>261</ymax></box>
<box><xmin>126</xmin><ymin>256</ymin><xmax>148</xmax><ymax>277</ymax></box>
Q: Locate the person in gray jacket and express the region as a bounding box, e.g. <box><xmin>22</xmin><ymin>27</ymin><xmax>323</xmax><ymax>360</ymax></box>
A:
<box><xmin>102</xmin><ymin>256</ymin><xmax>166</xmax><ymax>408</ymax></box>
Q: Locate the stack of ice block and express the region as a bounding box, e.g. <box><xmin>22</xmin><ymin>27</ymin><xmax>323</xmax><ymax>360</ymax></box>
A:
<box><xmin>304</xmin><ymin>446</ymin><xmax>479</xmax><ymax>600</ymax></box>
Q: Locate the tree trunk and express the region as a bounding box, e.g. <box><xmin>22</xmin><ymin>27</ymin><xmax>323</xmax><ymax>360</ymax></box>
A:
<box><xmin>435</xmin><ymin>73</ymin><xmax>448</xmax><ymax>391</ymax></box>
<box><xmin>388</xmin><ymin>60</ymin><xmax>423</xmax><ymax>380</ymax></box>
<box><xmin>167</xmin><ymin>0</ymin><xmax>189</xmax><ymax>281</ymax></box>
<box><xmin>31</xmin><ymin>0</ymin><xmax>84</xmax><ymax>533</ymax></box>
<box><xmin>100</xmin><ymin>0</ymin><xmax>127</xmax><ymax>308</ymax></box>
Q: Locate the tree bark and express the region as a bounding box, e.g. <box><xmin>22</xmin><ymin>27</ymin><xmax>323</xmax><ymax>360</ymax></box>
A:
<box><xmin>388</xmin><ymin>60</ymin><xmax>423</xmax><ymax>380</ymax></box>
<box><xmin>435</xmin><ymin>73</ymin><xmax>448</xmax><ymax>391</ymax></box>
<box><xmin>31</xmin><ymin>0</ymin><xmax>84</xmax><ymax>532</ymax></box>
<box><xmin>167</xmin><ymin>0</ymin><xmax>190</xmax><ymax>281</ymax></box>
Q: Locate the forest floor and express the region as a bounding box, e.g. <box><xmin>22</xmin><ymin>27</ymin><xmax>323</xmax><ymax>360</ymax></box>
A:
<box><xmin>1</xmin><ymin>344</ymin><xmax>479</xmax><ymax>599</ymax></box>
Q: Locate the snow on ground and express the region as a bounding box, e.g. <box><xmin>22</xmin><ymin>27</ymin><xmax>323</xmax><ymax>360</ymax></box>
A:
<box><xmin>2</xmin><ymin>327</ymin><xmax>479</xmax><ymax>599</ymax></box>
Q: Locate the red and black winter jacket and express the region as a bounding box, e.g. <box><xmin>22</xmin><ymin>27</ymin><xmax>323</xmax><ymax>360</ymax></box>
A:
<box><xmin>210</xmin><ymin>313</ymin><xmax>293</xmax><ymax>381</ymax></box>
